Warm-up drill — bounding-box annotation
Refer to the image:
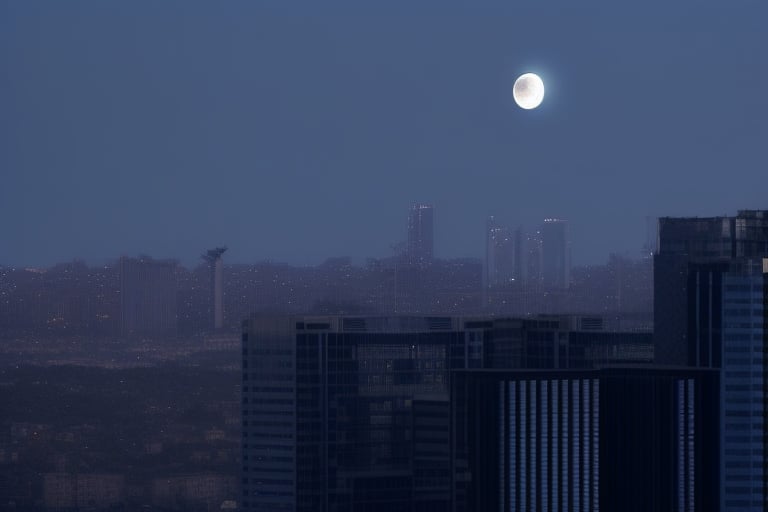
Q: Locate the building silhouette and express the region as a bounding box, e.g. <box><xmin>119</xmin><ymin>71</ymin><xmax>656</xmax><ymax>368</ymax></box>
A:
<box><xmin>541</xmin><ymin>219</ymin><xmax>570</xmax><ymax>290</ymax></box>
<box><xmin>241</xmin><ymin>315</ymin><xmax>652</xmax><ymax>512</ymax></box>
<box><xmin>654</xmin><ymin>210</ymin><xmax>768</xmax><ymax>511</ymax></box>
<box><xmin>485</xmin><ymin>217</ymin><xmax>521</xmax><ymax>290</ymax></box>
<box><xmin>407</xmin><ymin>204</ymin><xmax>434</xmax><ymax>266</ymax></box>
<box><xmin>203</xmin><ymin>247</ymin><xmax>227</xmax><ymax>331</ymax></box>
<box><xmin>452</xmin><ymin>366</ymin><xmax>720</xmax><ymax>512</ymax></box>
<box><xmin>119</xmin><ymin>256</ymin><xmax>177</xmax><ymax>337</ymax></box>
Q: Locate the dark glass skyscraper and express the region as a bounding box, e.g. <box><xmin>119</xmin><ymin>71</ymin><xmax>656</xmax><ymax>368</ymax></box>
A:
<box><xmin>241</xmin><ymin>316</ymin><xmax>468</xmax><ymax>512</ymax></box>
<box><xmin>241</xmin><ymin>315</ymin><xmax>652</xmax><ymax>512</ymax></box>
<box><xmin>655</xmin><ymin>211</ymin><xmax>768</xmax><ymax>365</ymax></box>
<box><xmin>407</xmin><ymin>204</ymin><xmax>434</xmax><ymax>266</ymax></box>
<box><xmin>654</xmin><ymin>210</ymin><xmax>768</xmax><ymax>511</ymax></box>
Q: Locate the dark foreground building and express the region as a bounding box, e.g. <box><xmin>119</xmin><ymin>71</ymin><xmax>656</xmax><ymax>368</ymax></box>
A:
<box><xmin>241</xmin><ymin>315</ymin><xmax>653</xmax><ymax>512</ymax></box>
<box><xmin>654</xmin><ymin>210</ymin><xmax>768</xmax><ymax>366</ymax></box>
<box><xmin>451</xmin><ymin>367</ymin><xmax>720</xmax><ymax>512</ymax></box>
<box><xmin>241</xmin><ymin>316</ymin><xmax>466</xmax><ymax>512</ymax></box>
<box><xmin>655</xmin><ymin>211</ymin><xmax>768</xmax><ymax>510</ymax></box>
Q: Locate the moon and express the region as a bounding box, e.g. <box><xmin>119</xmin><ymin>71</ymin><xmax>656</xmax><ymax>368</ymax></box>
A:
<box><xmin>513</xmin><ymin>73</ymin><xmax>545</xmax><ymax>110</ymax></box>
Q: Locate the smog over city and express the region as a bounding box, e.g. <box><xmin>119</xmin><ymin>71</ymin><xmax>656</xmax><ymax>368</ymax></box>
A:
<box><xmin>1</xmin><ymin>1</ymin><xmax>767</xmax><ymax>511</ymax></box>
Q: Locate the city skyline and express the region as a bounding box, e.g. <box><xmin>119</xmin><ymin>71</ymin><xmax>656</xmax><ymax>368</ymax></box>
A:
<box><xmin>3</xmin><ymin>2</ymin><xmax>768</xmax><ymax>510</ymax></box>
<box><xmin>0</xmin><ymin>205</ymin><xmax>650</xmax><ymax>269</ymax></box>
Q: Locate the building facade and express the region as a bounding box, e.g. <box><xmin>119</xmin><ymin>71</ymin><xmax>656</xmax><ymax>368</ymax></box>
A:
<box><xmin>242</xmin><ymin>315</ymin><xmax>653</xmax><ymax>512</ymax></box>
<box><xmin>541</xmin><ymin>219</ymin><xmax>569</xmax><ymax>290</ymax></box>
<box><xmin>407</xmin><ymin>204</ymin><xmax>434</xmax><ymax>266</ymax></box>
<box><xmin>203</xmin><ymin>247</ymin><xmax>227</xmax><ymax>331</ymax></box>
<box><xmin>655</xmin><ymin>210</ymin><xmax>768</xmax><ymax>365</ymax></box>
<box><xmin>241</xmin><ymin>316</ymin><xmax>468</xmax><ymax>512</ymax></box>
<box><xmin>451</xmin><ymin>367</ymin><xmax>720</xmax><ymax>512</ymax></box>
<box><xmin>119</xmin><ymin>256</ymin><xmax>177</xmax><ymax>337</ymax></box>
<box><xmin>654</xmin><ymin>211</ymin><xmax>768</xmax><ymax>511</ymax></box>
<box><xmin>485</xmin><ymin>217</ymin><xmax>522</xmax><ymax>292</ymax></box>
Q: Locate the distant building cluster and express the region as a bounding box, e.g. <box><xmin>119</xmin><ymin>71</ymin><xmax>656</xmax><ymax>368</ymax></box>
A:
<box><xmin>484</xmin><ymin>216</ymin><xmax>570</xmax><ymax>291</ymax></box>
<box><xmin>0</xmin><ymin>205</ymin><xmax>653</xmax><ymax>340</ymax></box>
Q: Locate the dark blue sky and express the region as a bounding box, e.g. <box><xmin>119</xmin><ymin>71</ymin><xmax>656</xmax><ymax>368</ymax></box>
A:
<box><xmin>2</xmin><ymin>1</ymin><xmax>767</xmax><ymax>267</ymax></box>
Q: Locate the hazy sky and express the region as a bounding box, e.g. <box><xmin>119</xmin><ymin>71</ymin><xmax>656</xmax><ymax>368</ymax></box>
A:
<box><xmin>2</xmin><ymin>1</ymin><xmax>767</xmax><ymax>267</ymax></box>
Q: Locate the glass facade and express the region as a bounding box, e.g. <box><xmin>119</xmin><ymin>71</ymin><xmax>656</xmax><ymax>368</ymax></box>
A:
<box><xmin>242</xmin><ymin>316</ymin><xmax>466</xmax><ymax>512</ymax></box>
<box><xmin>242</xmin><ymin>316</ymin><xmax>667</xmax><ymax>512</ymax></box>
<box><xmin>500</xmin><ymin>377</ymin><xmax>600</xmax><ymax>512</ymax></box>
<box><xmin>721</xmin><ymin>272</ymin><xmax>765</xmax><ymax>511</ymax></box>
<box><xmin>452</xmin><ymin>368</ymin><xmax>720</xmax><ymax>512</ymax></box>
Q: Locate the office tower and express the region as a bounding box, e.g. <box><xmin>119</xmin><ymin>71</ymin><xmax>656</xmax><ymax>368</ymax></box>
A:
<box><xmin>241</xmin><ymin>315</ymin><xmax>468</xmax><ymax>512</ymax></box>
<box><xmin>718</xmin><ymin>260</ymin><xmax>766</xmax><ymax>511</ymax></box>
<box><xmin>485</xmin><ymin>217</ymin><xmax>519</xmax><ymax>290</ymax></box>
<box><xmin>655</xmin><ymin>210</ymin><xmax>768</xmax><ymax>511</ymax></box>
<box><xmin>119</xmin><ymin>256</ymin><xmax>177</xmax><ymax>337</ymax></box>
<box><xmin>451</xmin><ymin>367</ymin><xmax>720</xmax><ymax>512</ymax></box>
<box><xmin>407</xmin><ymin>203</ymin><xmax>434</xmax><ymax>266</ymax></box>
<box><xmin>525</xmin><ymin>229</ymin><xmax>543</xmax><ymax>290</ymax></box>
<box><xmin>513</xmin><ymin>227</ymin><xmax>525</xmax><ymax>286</ymax></box>
<box><xmin>669</xmin><ymin>259</ymin><xmax>767</xmax><ymax>511</ymax></box>
<box><xmin>541</xmin><ymin>219</ymin><xmax>569</xmax><ymax>290</ymax></box>
<box><xmin>241</xmin><ymin>314</ymin><xmax>652</xmax><ymax>512</ymax></box>
<box><xmin>203</xmin><ymin>247</ymin><xmax>227</xmax><ymax>331</ymax></box>
<box><xmin>655</xmin><ymin>211</ymin><xmax>768</xmax><ymax>365</ymax></box>
<box><xmin>485</xmin><ymin>216</ymin><xmax>501</xmax><ymax>290</ymax></box>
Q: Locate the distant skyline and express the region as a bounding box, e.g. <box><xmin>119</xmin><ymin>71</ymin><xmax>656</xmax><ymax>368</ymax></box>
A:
<box><xmin>2</xmin><ymin>1</ymin><xmax>767</xmax><ymax>268</ymax></box>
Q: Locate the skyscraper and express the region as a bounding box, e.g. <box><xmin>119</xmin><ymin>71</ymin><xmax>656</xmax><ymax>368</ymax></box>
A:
<box><xmin>203</xmin><ymin>247</ymin><xmax>227</xmax><ymax>331</ymax></box>
<box><xmin>485</xmin><ymin>217</ymin><xmax>519</xmax><ymax>290</ymax></box>
<box><xmin>485</xmin><ymin>216</ymin><xmax>501</xmax><ymax>291</ymax></box>
<box><xmin>541</xmin><ymin>219</ymin><xmax>569</xmax><ymax>290</ymax></box>
<box><xmin>241</xmin><ymin>315</ymin><xmax>468</xmax><ymax>512</ymax></box>
<box><xmin>241</xmin><ymin>314</ymin><xmax>653</xmax><ymax>512</ymax></box>
<box><xmin>654</xmin><ymin>211</ymin><xmax>768</xmax><ymax>365</ymax></box>
<box><xmin>119</xmin><ymin>256</ymin><xmax>177</xmax><ymax>337</ymax></box>
<box><xmin>654</xmin><ymin>210</ymin><xmax>768</xmax><ymax>511</ymax></box>
<box><xmin>407</xmin><ymin>203</ymin><xmax>434</xmax><ymax>266</ymax></box>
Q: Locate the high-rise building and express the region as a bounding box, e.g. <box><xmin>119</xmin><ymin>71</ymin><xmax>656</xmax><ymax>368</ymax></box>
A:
<box><xmin>655</xmin><ymin>211</ymin><xmax>768</xmax><ymax>365</ymax></box>
<box><xmin>718</xmin><ymin>260</ymin><xmax>766</xmax><ymax>511</ymax></box>
<box><xmin>241</xmin><ymin>314</ymin><xmax>653</xmax><ymax>512</ymax></box>
<box><xmin>654</xmin><ymin>210</ymin><xmax>768</xmax><ymax>511</ymax></box>
<box><xmin>119</xmin><ymin>256</ymin><xmax>177</xmax><ymax>337</ymax></box>
<box><xmin>203</xmin><ymin>247</ymin><xmax>227</xmax><ymax>331</ymax></box>
<box><xmin>241</xmin><ymin>316</ymin><xmax>468</xmax><ymax>512</ymax></box>
<box><xmin>407</xmin><ymin>204</ymin><xmax>434</xmax><ymax>266</ymax></box>
<box><xmin>541</xmin><ymin>219</ymin><xmax>570</xmax><ymax>290</ymax></box>
<box><xmin>485</xmin><ymin>216</ymin><xmax>502</xmax><ymax>290</ymax></box>
<box><xmin>485</xmin><ymin>217</ymin><xmax>520</xmax><ymax>290</ymax></box>
<box><xmin>451</xmin><ymin>367</ymin><xmax>720</xmax><ymax>512</ymax></box>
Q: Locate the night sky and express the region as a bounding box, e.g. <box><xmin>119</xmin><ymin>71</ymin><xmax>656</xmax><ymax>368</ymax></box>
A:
<box><xmin>2</xmin><ymin>1</ymin><xmax>767</xmax><ymax>267</ymax></box>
